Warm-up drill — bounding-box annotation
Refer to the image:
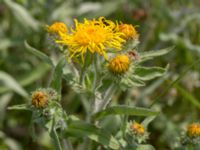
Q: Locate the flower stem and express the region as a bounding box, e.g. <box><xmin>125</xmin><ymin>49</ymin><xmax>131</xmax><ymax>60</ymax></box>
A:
<box><xmin>51</xmin><ymin>128</ymin><xmax>63</xmax><ymax>150</ymax></box>
<box><xmin>79</xmin><ymin>65</ymin><xmax>86</xmax><ymax>85</ymax></box>
<box><xmin>92</xmin><ymin>54</ymin><xmax>98</xmax><ymax>92</ymax></box>
<box><xmin>187</xmin><ymin>144</ymin><xmax>193</xmax><ymax>150</ymax></box>
<box><xmin>101</xmin><ymin>83</ymin><xmax>116</xmax><ymax>110</ymax></box>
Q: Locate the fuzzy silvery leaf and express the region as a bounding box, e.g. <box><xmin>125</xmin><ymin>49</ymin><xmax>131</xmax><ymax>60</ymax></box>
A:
<box><xmin>65</xmin><ymin>120</ymin><xmax>120</xmax><ymax>150</ymax></box>
<box><xmin>7</xmin><ymin>104</ymin><xmax>30</xmax><ymax>110</ymax></box>
<box><xmin>139</xmin><ymin>46</ymin><xmax>174</xmax><ymax>63</ymax></box>
<box><xmin>50</xmin><ymin>57</ymin><xmax>66</xmax><ymax>96</ymax></box>
<box><xmin>24</xmin><ymin>41</ymin><xmax>54</xmax><ymax>67</ymax></box>
<box><xmin>4</xmin><ymin>0</ymin><xmax>40</xmax><ymax>31</ymax></box>
<box><xmin>133</xmin><ymin>65</ymin><xmax>168</xmax><ymax>81</ymax></box>
<box><xmin>94</xmin><ymin>105</ymin><xmax>159</xmax><ymax>119</ymax></box>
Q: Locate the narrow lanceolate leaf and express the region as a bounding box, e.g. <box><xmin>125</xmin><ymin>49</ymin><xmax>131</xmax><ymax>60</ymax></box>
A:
<box><xmin>122</xmin><ymin>76</ymin><xmax>145</xmax><ymax>88</ymax></box>
<box><xmin>0</xmin><ymin>71</ymin><xmax>28</xmax><ymax>98</ymax></box>
<box><xmin>4</xmin><ymin>0</ymin><xmax>39</xmax><ymax>31</ymax></box>
<box><xmin>50</xmin><ymin>57</ymin><xmax>66</xmax><ymax>95</ymax></box>
<box><xmin>65</xmin><ymin>120</ymin><xmax>120</xmax><ymax>150</ymax></box>
<box><xmin>136</xmin><ymin>144</ymin><xmax>155</xmax><ymax>150</ymax></box>
<box><xmin>133</xmin><ymin>66</ymin><xmax>168</xmax><ymax>81</ymax></box>
<box><xmin>139</xmin><ymin>46</ymin><xmax>174</xmax><ymax>62</ymax></box>
<box><xmin>142</xmin><ymin>116</ymin><xmax>156</xmax><ymax>128</ymax></box>
<box><xmin>94</xmin><ymin>105</ymin><xmax>159</xmax><ymax>119</ymax></box>
<box><xmin>175</xmin><ymin>84</ymin><xmax>200</xmax><ymax>109</ymax></box>
<box><xmin>24</xmin><ymin>41</ymin><xmax>54</xmax><ymax>67</ymax></box>
<box><xmin>20</xmin><ymin>63</ymin><xmax>51</xmax><ymax>86</ymax></box>
<box><xmin>0</xmin><ymin>63</ymin><xmax>50</xmax><ymax>94</ymax></box>
<box><xmin>7</xmin><ymin>104</ymin><xmax>30</xmax><ymax>110</ymax></box>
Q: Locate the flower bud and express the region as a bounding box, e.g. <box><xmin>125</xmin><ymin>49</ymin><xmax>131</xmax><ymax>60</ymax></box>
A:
<box><xmin>187</xmin><ymin>123</ymin><xmax>200</xmax><ymax>138</ymax></box>
<box><xmin>47</xmin><ymin>22</ymin><xmax>68</xmax><ymax>35</ymax></box>
<box><xmin>109</xmin><ymin>54</ymin><xmax>131</xmax><ymax>74</ymax></box>
<box><xmin>130</xmin><ymin>122</ymin><xmax>145</xmax><ymax>135</ymax></box>
<box><xmin>32</xmin><ymin>90</ymin><xmax>48</xmax><ymax>108</ymax></box>
<box><xmin>119</xmin><ymin>24</ymin><xmax>138</xmax><ymax>39</ymax></box>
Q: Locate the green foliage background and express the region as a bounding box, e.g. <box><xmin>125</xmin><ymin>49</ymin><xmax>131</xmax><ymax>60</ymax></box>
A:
<box><xmin>0</xmin><ymin>0</ymin><xmax>200</xmax><ymax>149</ymax></box>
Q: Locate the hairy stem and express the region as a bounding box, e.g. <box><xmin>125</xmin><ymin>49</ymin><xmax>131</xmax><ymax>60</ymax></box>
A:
<box><xmin>51</xmin><ymin>128</ymin><xmax>63</xmax><ymax>150</ymax></box>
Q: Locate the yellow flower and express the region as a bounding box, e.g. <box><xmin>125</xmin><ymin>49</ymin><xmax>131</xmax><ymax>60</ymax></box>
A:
<box><xmin>131</xmin><ymin>122</ymin><xmax>145</xmax><ymax>135</ymax></box>
<box><xmin>119</xmin><ymin>24</ymin><xmax>138</xmax><ymax>39</ymax></box>
<box><xmin>47</xmin><ymin>22</ymin><xmax>68</xmax><ymax>35</ymax></box>
<box><xmin>32</xmin><ymin>91</ymin><xmax>48</xmax><ymax>108</ymax></box>
<box><xmin>108</xmin><ymin>54</ymin><xmax>131</xmax><ymax>74</ymax></box>
<box><xmin>57</xmin><ymin>17</ymin><xmax>125</xmax><ymax>61</ymax></box>
<box><xmin>187</xmin><ymin>123</ymin><xmax>200</xmax><ymax>138</ymax></box>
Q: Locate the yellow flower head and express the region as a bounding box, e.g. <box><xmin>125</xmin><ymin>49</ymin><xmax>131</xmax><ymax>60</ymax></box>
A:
<box><xmin>57</xmin><ymin>17</ymin><xmax>125</xmax><ymax>61</ymax></box>
<box><xmin>32</xmin><ymin>91</ymin><xmax>48</xmax><ymax>108</ymax></box>
<box><xmin>187</xmin><ymin>123</ymin><xmax>200</xmax><ymax>138</ymax></box>
<box><xmin>131</xmin><ymin>122</ymin><xmax>145</xmax><ymax>135</ymax></box>
<box><xmin>119</xmin><ymin>24</ymin><xmax>138</xmax><ymax>39</ymax></box>
<box><xmin>109</xmin><ymin>54</ymin><xmax>131</xmax><ymax>74</ymax></box>
<box><xmin>47</xmin><ymin>22</ymin><xmax>68</xmax><ymax>35</ymax></box>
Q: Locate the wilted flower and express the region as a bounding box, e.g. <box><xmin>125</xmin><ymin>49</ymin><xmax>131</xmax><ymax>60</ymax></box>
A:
<box><xmin>108</xmin><ymin>54</ymin><xmax>131</xmax><ymax>74</ymax></box>
<box><xmin>31</xmin><ymin>90</ymin><xmax>49</xmax><ymax>108</ymax></box>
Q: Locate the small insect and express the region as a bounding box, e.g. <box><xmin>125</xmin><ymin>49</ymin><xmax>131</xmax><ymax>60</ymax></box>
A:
<box><xmin>128</xmin><ymin>50</ymin><xmax>140</xmax><ymax>61</ymax></box>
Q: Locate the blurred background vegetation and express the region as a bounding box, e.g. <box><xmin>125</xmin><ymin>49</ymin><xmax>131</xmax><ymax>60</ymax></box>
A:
<box><xmin>0</xmin><ymin>0</ymin><xmax>200</xmax><ymax>149</ymax></box>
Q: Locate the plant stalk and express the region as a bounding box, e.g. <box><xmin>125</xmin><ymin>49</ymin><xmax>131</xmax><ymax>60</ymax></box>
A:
<box><xmin>51</xmin><ymin>128</ymin><xmax>63</xmax><ymax>150</ymax></box>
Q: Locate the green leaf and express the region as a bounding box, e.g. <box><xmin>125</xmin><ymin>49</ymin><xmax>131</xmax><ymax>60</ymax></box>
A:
<box><xmin>0</xmin><ymin>63</ymin><xmax>50</xmax><ymax>94</ymax></box>
<box><xmin>0</xmin><ymin>93</ymin><xmax>13</xmax><ymax>123</ymax></box>
<box><xmin>149</xmin><ymin>58</ymin><xmax>200</xmax><ymax>107</ymax></box>
<box><xmin>139</xmin><ymin>46</ymin><xmax>174</xmax><ymax>62</ymax></box>
<box><xmin>122</xmin><ymin>76</ymin><xmax>145</xmax><ymax>87</ymax></box>
<box><xmin>0</xmin><ymin>131</ymin><xmax>22</xmax><ymax>150</ymax></box>
<box><xmin>24</xmin><ymin>41</ymin><xmax>54</xmax><ymax>67</ymax></box>
<box><xmin>175</xmin><ymin>84</ymin><xmax>200</xmax><ymax>108</ymax></box>
<box><xmin>49</xmin><ymin>118</ymin><xmax>63</xmax><ymax>150</ymax></box>
<box><xmin>0</xmin><ymin>71</ymin><xmax>28</xmax><ymax>98</ymax></box>
<box><xmin>120</xmin><ymin>76</ymin><xmax>145</xmax><ymax>91</ymax></box>
<box><xmin>94</xmin><ymin>105</ymin><xmax>159</xmax><ymax>119</ymax></box>
<box><xmin>7</xmin><ymin>104</ymin><xmax>30</xmax><ymax>110</ymax></box>
<box><xmin>20</xmin><ymin>63</ymin><xmax>51</xmax><ymax>86</ymax></box>
<box><xmin>133</xmin><ymin>66</ymin><xmax>168</xmax><ymax>81</ymax></box>
<box><xmin>79</xmin><ymin>0</ymin><xmax>124</xmax><ymax>19</ymax></box>
<box><xmin>50</xmin><ymin>57</ymin><xmax>66</xmax><ymax>95</ymax></box>
<box><xmin>4</xmin><ymin>0</ymin><xmax>39</xmax><ymax>31</ymax></box>
<box><xmin>142</xmin><ymin>116</ymin><xmax>156</xmax><ymax>128</ymax></box>
<box><xmin>65</xmin><ymin>120</ymin><xmax>120</xmax><ymax>150</ymax></box>
<box><xmin>136</xmin><ymin>144</ymin><xmax>155</xmax><ymax>150</ymax></box>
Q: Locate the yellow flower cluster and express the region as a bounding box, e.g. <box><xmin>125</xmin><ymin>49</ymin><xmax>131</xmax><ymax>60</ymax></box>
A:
<box><xmin>47</xmin><ymin>18</ymin><xmax>138</xmax><ymax>76</ymax></box>
<box><xmin>47</xmin><ymin>18</ymin><xmax>138</xmax><ymax>62</ymax></box>
<box><xmin>131</xmin><ymin>122</ymin><xmax>145</xmax><ymax>135</ymax></box>
<box><xmin>187</xmin><ymin>123</ymin><xmax>200</xmax><ymax>138</ymax></box>
<box><xmin>32</xmin><ymin>91</ymin><xmax>48</xmax><ymax>108</ymax></box>
<box><xmin>56</xmin><ymin>17</ymin><xmax>125</xmax><ymax>61</ymax></box>
<box><xmin>109</xmin><ymin>54</ymin><xmax>131</xmax><ymax>74</ymax></box>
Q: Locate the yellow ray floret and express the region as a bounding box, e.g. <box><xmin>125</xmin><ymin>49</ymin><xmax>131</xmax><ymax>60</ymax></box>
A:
<box><xmin>57</xmin><ymin>17</ymin><xmax>125</xmax><ymax>61</ymax></box>
<box><xmin>131</xmin><ymin>122</ymin><xmax>145</xmax><ymax>135</ymax></box>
